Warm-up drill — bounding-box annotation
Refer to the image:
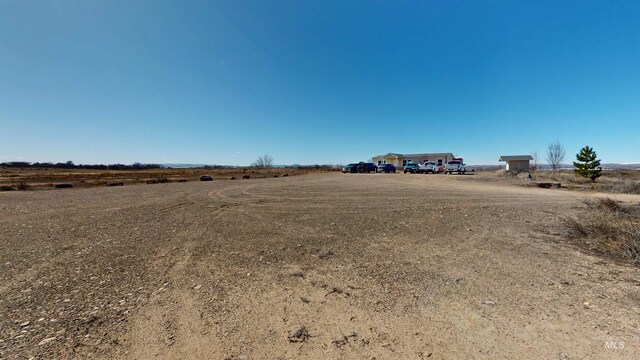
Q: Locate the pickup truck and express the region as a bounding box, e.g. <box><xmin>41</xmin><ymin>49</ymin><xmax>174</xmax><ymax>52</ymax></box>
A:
<box><xmin>419</xmin><ymin>161</ymin><xmax>439</xmax><ymax>174</ymax></box>
<box><xmin>445</xmin><ymin>160</ymin><xmax>466</xmax><ymax>174</ymax></box>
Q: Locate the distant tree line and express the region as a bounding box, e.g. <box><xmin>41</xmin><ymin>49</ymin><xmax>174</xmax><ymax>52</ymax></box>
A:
<box><xmin>0</xmin><ymin>161</ymin><xmax>161</xmax><ymax>170</ymax></box>
<box><xmin>293</xmin><ymin>164</ymin><xmax>339</xmax><ymax>170</ymax></box>
<box><xmin>0</xmin><ymin>161</ymin><xmax>340</xmax><ymax>170</ymax></box>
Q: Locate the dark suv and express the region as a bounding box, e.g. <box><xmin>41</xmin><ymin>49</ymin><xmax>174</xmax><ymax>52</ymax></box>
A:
<box><xmin>377</xmin><ymin>164</ymin><xmax>396</xmax><ymax>173</ymax></box>
<box><xmin>403</xmin><ymin>164</ymin><xmax>420</xmax><ymax>174</ymax></box>
<box><xmin>342</xmin><ymin>163</ymin><xmax>358</xmax><ymax>173</ymax></box>
<box><xmin>356</xmin><ymin>162</ymin><xmax>377</xmax><ymax>173</ymax></box>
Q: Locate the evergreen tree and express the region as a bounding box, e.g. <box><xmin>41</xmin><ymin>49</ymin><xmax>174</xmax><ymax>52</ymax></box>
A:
<box><xmin>573</xmin><ymin>146</ymin><xmax>602</xmax><ymax>182</ymax></box>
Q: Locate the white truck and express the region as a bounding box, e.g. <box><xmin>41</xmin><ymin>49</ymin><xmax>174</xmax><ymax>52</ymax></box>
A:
<box><xmin>419</xmin><ymin>161</ymin><xmax>439</xmax><ymax>174</ymax></box>
<box><xmin>445</xmin><ymin>159</ymin><xmax>466</xmax><ymax>174</ymax></box>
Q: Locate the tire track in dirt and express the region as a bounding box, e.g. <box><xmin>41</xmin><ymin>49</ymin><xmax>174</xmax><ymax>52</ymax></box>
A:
<box><xmin>122</xmin><ymin>241</ymin><xmax>220</xmax><ymax>360</ymax></box>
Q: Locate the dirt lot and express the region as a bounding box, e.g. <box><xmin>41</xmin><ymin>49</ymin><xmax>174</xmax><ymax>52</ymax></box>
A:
<box><xmin>1</xmin><ymin>173</ymin><xmax>639</xmax><ymax>359</ymax></box>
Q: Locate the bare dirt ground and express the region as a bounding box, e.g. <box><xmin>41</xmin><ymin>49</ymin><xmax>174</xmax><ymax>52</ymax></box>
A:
<box><xmin>1</xmin><ymin>173</ymin><xmax>639</xmax><ymax>359</ymax></box>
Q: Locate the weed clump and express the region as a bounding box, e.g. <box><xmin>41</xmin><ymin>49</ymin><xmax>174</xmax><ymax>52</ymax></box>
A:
<box><xmin>563</xmin><ymin>198</ymin><xmax>640</xmax><ymax>265</ymax></box>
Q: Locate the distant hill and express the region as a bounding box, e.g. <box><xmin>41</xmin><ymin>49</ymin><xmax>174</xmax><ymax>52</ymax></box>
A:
<box><xmin>161</xmin><ymin>163</ymin><xmax>340</xmax><ymax>169</ymax></box>
<box><xmin>601</xmin><ymin>163</ymin><xmax>640</xmax><ymax>170</ymax></box>
<box><xmin>162</xmin><ymin>163</ymin><xmax>208</xmax><ymax>168</ymax></box>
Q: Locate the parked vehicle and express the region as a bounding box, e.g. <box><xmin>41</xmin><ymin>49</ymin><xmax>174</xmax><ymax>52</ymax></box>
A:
<box><xmin>419</xmin><ymin>161</ymin><xmax>439</xmax><ymax>174</ymax></box>
<box><xmin>403</xmin><ymin>164</ymin><xmax>420</xmax><ymax>174</ymax></box>
<box><xmin>357</xmin><ymin>162</ymin><xmax>378</xmax><ymax>173</ymax></box>
<box><xmin>445</xmin><ymin>160</ymin><xmax>466</xmax><ymax>174</ymax></box>
<box><xmin>377</xmin><ymin>164</ymin><xmax>396</xmax><ymax>173</ymax></box>
<box><xmin>342</xmin><ymin>163</ymin><xmax>358</xmax><ymax>173</ymax></box>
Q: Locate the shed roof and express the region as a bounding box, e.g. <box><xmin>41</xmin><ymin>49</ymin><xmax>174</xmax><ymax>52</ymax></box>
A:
<box><xmin>498</xmin><ymin>155</ymin><xmax>533</xmax><ymax>161</ymax></box>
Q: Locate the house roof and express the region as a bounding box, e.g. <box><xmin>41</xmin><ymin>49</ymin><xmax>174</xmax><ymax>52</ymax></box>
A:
<box><xmin>498</xmin><ymin>155</ymin><xmax>533</xmax><ymax>161</ymax></box>
<box><xmin>403</xmin><ymin>153</ymin><xmax>454</xmax><ymax>158</ymax></box>
<box><xmin>373</xmin><ymin>152</ymin><xmax>453</xmax><ymax>159</ymax></box>
<box><xmin>372</xmin><ymin>153</ymin><xmax>403</xmax><ymax>158</ymax></box>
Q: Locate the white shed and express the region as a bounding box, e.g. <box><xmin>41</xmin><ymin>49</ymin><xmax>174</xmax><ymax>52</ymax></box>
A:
<box><xmin>499</xmin><ymin>155</ymin><xmax>533</xmax><ymax>172</ymax></box>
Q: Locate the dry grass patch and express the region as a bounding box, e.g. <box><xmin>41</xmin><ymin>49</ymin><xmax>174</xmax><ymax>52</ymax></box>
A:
<box><xmin>607</xmin><ymin>180</ymin><xmax>640</xmax><ymax>194</ymax></box>
<box><xmin>516</xmin><ymin>170</ymin><xmax>640</xmax><ymax>194</ymax></box>
<box><xmin>563</xmin><ymin>198</ymin><xmax>640</xmax><ymax>265</ymax></box>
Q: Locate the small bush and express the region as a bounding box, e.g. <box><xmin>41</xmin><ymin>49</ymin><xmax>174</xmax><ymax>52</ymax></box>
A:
<box><xmin>17</xmin><ymin>181</ymin><xmax>27</xmax><ymax>191</ymax></box>
<box><xmin>563</xmin><ymin>198</ymin><xmax>640</xmax><ymax>265</ymax></box>
<box><xmin>581</xmin><ymin>197</ymin><xmax>622</xmax><ymax>212</ymax></box>
<box><xmin>156</xmin><ymin>176</ymin><xmax>171</xmax><ymax>183</ymax></box>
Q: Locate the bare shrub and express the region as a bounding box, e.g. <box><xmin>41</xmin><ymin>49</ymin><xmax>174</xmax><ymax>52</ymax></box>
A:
<box><xmin>252</xmin><ymin>154</ymin><xmax>274</xmax><ymax>169</ymax></box>
<box><xmin>546</xmin><ymin>140</ymin><xmax>566</xmax><ymax>172</ymax></box>
<box><xmin>563</xmin><ymin>199</ymin><xmax>640</xmax><ymax>265</ymax></box>
<box><xmin>562</xmin><ymin>217</ymin><xmax>588</xmax><ymax>237</ymax></box>
<box><xmin>531</xmin><ymin>151</ymin><xmax>539</xmax><ymax>171</ymax></box>
<box><xmin>581</xmin><ymin>197</ymin><xmax>622</xmax><ymax>212</ymax></box>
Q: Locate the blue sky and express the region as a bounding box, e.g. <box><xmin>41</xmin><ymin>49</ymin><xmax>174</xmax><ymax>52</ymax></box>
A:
<box><xmin>1</xmin><ymin>0</ymin><xmax>639</xmax><ymax>165</ymax></box>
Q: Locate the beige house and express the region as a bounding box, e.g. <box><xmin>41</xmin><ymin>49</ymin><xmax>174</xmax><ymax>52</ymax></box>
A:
<box><xmin>372</xmin><ymin>153</ymin><xmax>455</xmax><ymax>169</ymax></box>
<box><xmin>499</xmin><ymin>155</ymin><xmax>533</xmax><ymax>172</ymax></box>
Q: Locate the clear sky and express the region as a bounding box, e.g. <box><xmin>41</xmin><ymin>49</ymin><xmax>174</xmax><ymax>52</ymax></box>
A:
<box><xmin>1</xmin><ymin>0</ymin><xmax>639</xmax><ymax>165</ymax></box>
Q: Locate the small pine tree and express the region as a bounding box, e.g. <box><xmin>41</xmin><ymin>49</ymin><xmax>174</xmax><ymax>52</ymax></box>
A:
<box><xmin>573</xmin><ymin>146</ymin><xmax>602</xmax><ymax>182</ymax></box>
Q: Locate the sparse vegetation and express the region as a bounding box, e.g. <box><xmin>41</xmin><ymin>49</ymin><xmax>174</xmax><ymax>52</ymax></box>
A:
<box><xmin>609</xmin><ymin>180</ymin><xmax>640</xmax><ymax>194</ymax></box>
<box><xmin>516</xmin><ymin>169</ymin><xmax>640</xmax><ymax>195</ymax></box>
<box><xmin>573</xmin><ymin>146</ymin><xmax>602</xmax><ymax>182</ymax></box>
<box><xmin>0</xmin><ymin>166</ymin><xmax>338</xmax><ymax>191</ymax></box>
<box><xmin>563</xmin><ymin>198</ymin><xmax>640</xmax><ymax>265</ymax></box>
